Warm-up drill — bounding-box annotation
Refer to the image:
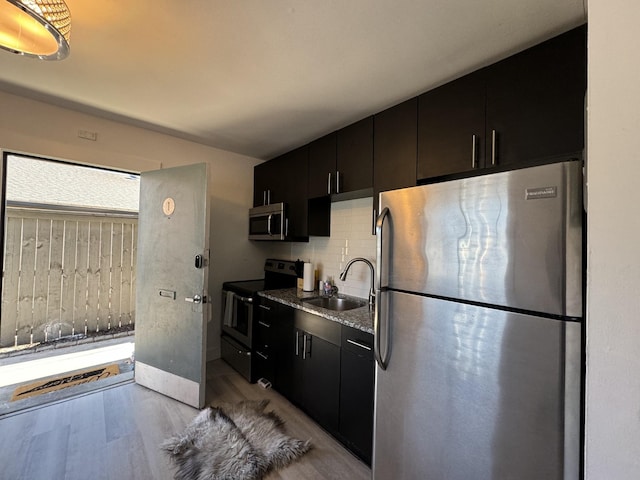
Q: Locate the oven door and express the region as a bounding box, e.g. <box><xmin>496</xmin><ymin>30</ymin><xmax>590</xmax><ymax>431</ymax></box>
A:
<box><xmin>221</xmin><ymin>289</ymin><xmax>253</xmax><ymax>347</ymax></box>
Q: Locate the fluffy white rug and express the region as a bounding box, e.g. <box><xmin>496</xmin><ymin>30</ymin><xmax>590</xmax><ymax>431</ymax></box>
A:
<box><xmin>162</xmin><ymin>399</ymin><xmax>311</xmax><ymax>480</ymax></box>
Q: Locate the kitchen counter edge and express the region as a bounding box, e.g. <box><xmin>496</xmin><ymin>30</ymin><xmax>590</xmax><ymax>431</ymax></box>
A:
<box><xmin>258</xmin><ymin>288</ymin><xmax>374</xmax><ymax>335</ymax></box>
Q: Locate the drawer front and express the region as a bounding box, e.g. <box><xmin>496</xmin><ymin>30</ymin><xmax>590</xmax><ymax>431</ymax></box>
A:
<box><xmin>294</xmin><ymin>309</ymin><xmax>341</xmax><ymax>346</ymax></box>
<box><xmin>341</xmin><ymin>326</ymin><xmax>373</xmax><ymax>360</ymax></box>
<box><xmin>221</xmin><ymin>335</ymin><xmax>252</xmax><ymax>382</ymax></box>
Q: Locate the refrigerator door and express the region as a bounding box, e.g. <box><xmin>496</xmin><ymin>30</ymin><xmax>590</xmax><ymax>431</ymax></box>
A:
<box><xmin>378</xmin><ymin>160</ymin><xmax>583</xmax><ymax>317</ymax></box>
<box><xmin>372</xmin><ymin>291</ymin><xmax>581</xmax><ymax>480</ymax></box>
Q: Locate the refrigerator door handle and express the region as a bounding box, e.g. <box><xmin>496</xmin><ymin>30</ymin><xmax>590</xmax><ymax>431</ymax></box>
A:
<box><xmin>375</xmin><ymin>207</ymin><xmax>390</xmax><ymax>370</ymax></box>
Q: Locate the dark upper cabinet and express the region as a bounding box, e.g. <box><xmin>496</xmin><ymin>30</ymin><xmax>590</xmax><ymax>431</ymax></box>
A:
<box><xmin>374</xmin><ymin>98</ymin><xmax>418</xmax><ymax>199</ymax></box>
<box><xmin>484</xmin><ymin>25</ymin><xmax>586</xmax><ymax>168</ymax></box>
<box><xmin>417</xmin><ymin>72</ymin><xmax>486</xmax><ymax>179</ymax></box>
<box><xmin>253</xmin><ymin>161</ymin><xmax>276</xmax><ymax>207</ymax></box>
<box><xmin>308</xmin><ymin>132</ymin><xmax>337</xmax><ymax>198</ymax></box>
<box><xmin>417</xmin><ymin>25</ymin><xmax>586</xmax><ymax>181</ymax></box>
<box><xmin>336</xmin><ymin>116</ymin><xmax>374</xmax><ymax>194</ymax></box>
<box><xmin>253</xmin><ymin>146</ymin><xmax>309</xmax><ymax>239</ymax></box>
<box><xmin>308</xmin><ymin>117</ymin><xmax>374</xmax><ymax>199</ymax></box>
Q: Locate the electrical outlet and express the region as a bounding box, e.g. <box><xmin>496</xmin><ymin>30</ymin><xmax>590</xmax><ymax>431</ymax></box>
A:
<box><xmin>78</xmin><ymin>129</ymin><xmax>98</xmax><ymax>141</ymax></box>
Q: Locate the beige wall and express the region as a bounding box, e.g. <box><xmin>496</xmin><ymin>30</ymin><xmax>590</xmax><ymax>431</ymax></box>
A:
<box><xmin>586</xmin><ymin>2</ymin><xmax>640</xmax><ymax>478</ymax></box>
<box><xmin>0</xmin><ymin>90</ymin><xmax>269</xmax><ymax>360</ymax></box>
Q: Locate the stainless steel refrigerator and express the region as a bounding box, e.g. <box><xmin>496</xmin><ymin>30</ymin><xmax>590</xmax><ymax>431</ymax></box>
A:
<box><xmin>373</xmin><ymin>160</ymin><xmax>583</xmax><ymax>480</ymax></box>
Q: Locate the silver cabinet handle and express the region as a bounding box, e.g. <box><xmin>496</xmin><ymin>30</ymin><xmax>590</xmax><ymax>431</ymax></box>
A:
<box><xmin>263</xmin><ymin>190</ymin><xmax>267</xmax><ymax>206</ymax></box>
<box><xmin>328</xmin><ymin>172</ymin><xmax>332</xmax><ymax>195</ymax></box>
<box><xmin>185</xmin><ymin>294</ymin><xmax>202</xmax><ymax>304</ymax></box>
<box><xmin>295</xmin><ymin>330</ymin><xmax>299</xmax><ymax>356</ymax></box>
<box><xmin>258</xmin><ymin>320</ymin><xmax>270</xmax><ymax>328</ymax></box>
<box><xmin>303</xmin><ymin>334</ymin><xmax>308</xmax><ymax>360</ymax></box>
<box><xmin>258</xmin><ymin>304</ymin><xmax>271</xmax><ymax>311</ymax></box>
<box><xmin>471</xmin><ymin>134</ymin><xmax>478</xmax><ymax>169</ymax></box>
<box><xmin>347</xmin><ymin>339</ymin><xmax>372</xmax><ymax>351</ymax></box>
<box><xmin>256</xmin><ymin>351</ymin><xmax>268</xmax><ymax>360</ymax></box>
<box><xmin>336</xmin><ymin>170</ymin><xmax>341</xmax><ymax>194</ymax></box>
<box><xmin>375</xmin><ymin>207</ymin><xmax>390</xmax><ymax>370</ymax></box>
<box><xmin>491</xmin><ymin>129</ymin><xmax>498</xmax><ymax>166</ymax></box>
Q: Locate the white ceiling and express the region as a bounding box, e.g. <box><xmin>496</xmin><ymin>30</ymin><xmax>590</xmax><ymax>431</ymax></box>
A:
<box><xmin>0</xmin><ymin>0</ymin><xmax>586</xmax><ymax>160</ymax></box>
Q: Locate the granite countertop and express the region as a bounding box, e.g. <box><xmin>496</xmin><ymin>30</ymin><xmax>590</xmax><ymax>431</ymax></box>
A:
<box><xmin>258</xmin><ymin>288</ymin><xmax>374</xmax><ymax>334</ymax></box>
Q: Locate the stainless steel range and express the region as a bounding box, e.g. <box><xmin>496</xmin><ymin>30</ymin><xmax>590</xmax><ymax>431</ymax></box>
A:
<box><xmin>221</xmin><ymin>259</ymin><xmax>299</xmax><ymax>382</ymax></box>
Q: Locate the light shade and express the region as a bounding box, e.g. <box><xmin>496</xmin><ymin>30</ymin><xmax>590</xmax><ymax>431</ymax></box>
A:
<box><xmin>0</xmin><ymin>0</ymin><xmax>71</xmax><ymax>60</ymax></box>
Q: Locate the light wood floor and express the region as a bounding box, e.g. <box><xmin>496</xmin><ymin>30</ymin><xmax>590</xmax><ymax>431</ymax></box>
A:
<box><xmin>0</xmin><ymin>359</ymin><xmax>371</xmax><ymax>480</ymax></box>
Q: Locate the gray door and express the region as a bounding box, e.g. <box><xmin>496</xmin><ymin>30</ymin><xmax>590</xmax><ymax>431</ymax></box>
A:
<box><xmin>135</xmin><ymin>163</ymin><xmax>210</xmax><ymax>408</ymax></box>
<box><xmin>372</xmin><ymin>290</ymin><xmax>581</xmax><ymax>480</ymax></box>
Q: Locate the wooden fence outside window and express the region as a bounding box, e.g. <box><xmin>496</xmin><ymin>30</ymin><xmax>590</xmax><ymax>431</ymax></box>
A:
<box><xmin>1</xmin><ymin>208</ymin><xmax>137</xmax><ymax>348</ymax></box>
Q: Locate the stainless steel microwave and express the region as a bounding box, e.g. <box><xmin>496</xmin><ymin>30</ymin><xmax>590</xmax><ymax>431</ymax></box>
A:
<box><xmin>248</xmin><ymin>202</ymin><xmax>288</xmax><ymax>240</ymax></box>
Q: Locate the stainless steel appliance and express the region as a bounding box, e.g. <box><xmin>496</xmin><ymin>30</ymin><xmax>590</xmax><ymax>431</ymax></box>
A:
<box><xmin>373</xmin><ymin>160</ymin><xmax>583</xmax><ymax>480</ymax></box>
<box><xmin>221</xmin><ymin>259</ymin><xmax>298</xmax><ymax>381</ymax></box>
<box><xmin>249</xmin><ymin>202</ymin><xmax>288</xmax><ymax>240</ymax></box>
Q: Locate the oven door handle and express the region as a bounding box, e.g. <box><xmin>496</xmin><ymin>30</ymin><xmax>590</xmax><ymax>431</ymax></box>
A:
<box><xmin>234</xmin><ymin>295</ymin><xmax>253</xmax><ymax>303</ymax></box>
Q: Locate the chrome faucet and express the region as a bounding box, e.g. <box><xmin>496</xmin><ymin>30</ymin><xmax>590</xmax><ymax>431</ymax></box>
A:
<box><xmin>339</xmin><ymin>257</ymin><xmax>376</xmax><ymax>308</ymax></box>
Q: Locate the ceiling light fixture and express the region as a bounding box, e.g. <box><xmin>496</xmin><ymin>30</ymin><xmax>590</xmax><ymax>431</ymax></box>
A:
<box><xmin>0</xmin><ymin>0</ymin><xmax>71</xmax><ymax>60</ymax></box>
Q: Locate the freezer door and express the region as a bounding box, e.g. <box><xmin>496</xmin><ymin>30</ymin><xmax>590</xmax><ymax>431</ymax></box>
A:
<box><xmin>372</xmin><ymin>291</ymin><xmax>581</xmax><ymax>480</ymax></box>
<box><xmin>379</xmin><ymin>160</ymin><xmax>583</xmax><ymax>317</ymax></box>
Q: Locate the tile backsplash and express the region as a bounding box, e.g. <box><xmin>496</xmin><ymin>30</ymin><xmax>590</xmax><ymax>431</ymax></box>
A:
<box><xmin>270</xmin><ymin>197</ymin><xmax>376</xmax><ymax>299</ymax></box>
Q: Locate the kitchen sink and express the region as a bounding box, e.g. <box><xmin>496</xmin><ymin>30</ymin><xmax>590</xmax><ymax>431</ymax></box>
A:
<box><xmin>303</xmin><ymin>296</ymin><xmax>367</xmax><ymax>311</ymax></box>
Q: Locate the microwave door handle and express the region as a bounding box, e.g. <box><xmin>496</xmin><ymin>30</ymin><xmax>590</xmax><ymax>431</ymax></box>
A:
<box><xmin>267</xmin><ymin>213</ymin><xmax>273</xmax><ymax>236</ymax></box>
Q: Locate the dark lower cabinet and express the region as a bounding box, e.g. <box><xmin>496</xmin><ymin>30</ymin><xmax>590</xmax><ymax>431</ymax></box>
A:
<box><xmin>274</xmin><ymin>307</ymin><xmax>341</xmax><ymax>435</ymax></box>
<box><xmin>294</xmin><ymin>329</ymin><xmax>340</xmax><ymax>433</ymax></box>
<box><xmin>253</xmin><ymin>298</ymin><xmax>280</xmax><ymax>384</ymax></box>
<box><xmin>271</xmin><ymin>303</ymin><xmax>374</xmax><ymax>460</ymax></box>
<box><xmin>339</xmin><ymin>326</ymin><xmax>374</xmax><ymax>464</ymax></box>
<box><xmin>273</xmin><ymin>304</ymin><xmax>295</xmax><ymax>398</ymax></box>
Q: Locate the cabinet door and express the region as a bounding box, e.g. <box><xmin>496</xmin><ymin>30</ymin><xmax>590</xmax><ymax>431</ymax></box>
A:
<box><xmin>253</xmin><ymin>300</ymin><xmax>277</xmax><ymax>383</ymax></box>
<box><xmin>253</xmin><ymin>161</ymin><xmax>274</xmax><ymax>207</ymax></box>
<box><xmin>336</xmin><ymin>116</ymin><xmax>374</xmax><ymax>194</ymax></box>
<box><xmin>417</xmin><ymin>72</ymin><xmax>486</xmax><ymax>180</ymax></box>
<box><xmin>308</xmin><ymin>133</ymin><xmax>337</xmax><ymax>198</ymax></box>
<box><xmin>273</xmin><ymin>306</ymin><xmax>296</xmax><ymax>399</ymax></box>
<box><xmin>266</xmin><ymin>147</ymin><xmax>309</xmax><ymax>238</ymax></box>
<box><xmin>485</xmin><ymin>25</ymin><xmax>586</xmax><ymax>168</ymax></box>
<box><xmin>373</xmin><ymin>98</ymin><xmax>418</xmax><ymax>198</ymax></box>
<box><xmin>339</xmin><ymin>327</ymin><xmax>374</xmax><ymax>464</ymax></box>
<box><xmin>282</xmin><ymin>147</ymin><xmax>309</xmax><ymax>238</ymax></box>
<box><xmin>303</xmin><ymin>333</ymin><xmax>341</xmax><ymax>433</ymax></box>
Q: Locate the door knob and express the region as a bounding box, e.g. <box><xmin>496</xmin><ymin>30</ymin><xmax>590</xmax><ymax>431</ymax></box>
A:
<box><xmin>185</xmin><ymin>294</ymin><xmax>202</xmax><ymax>304</ymax></box>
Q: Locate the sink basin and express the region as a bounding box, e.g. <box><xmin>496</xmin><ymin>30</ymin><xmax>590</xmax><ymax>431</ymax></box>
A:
<box><xmin>304</xmin><ymin>296</ymin><xmax>367</xmax><ymax>312</ymax></box>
